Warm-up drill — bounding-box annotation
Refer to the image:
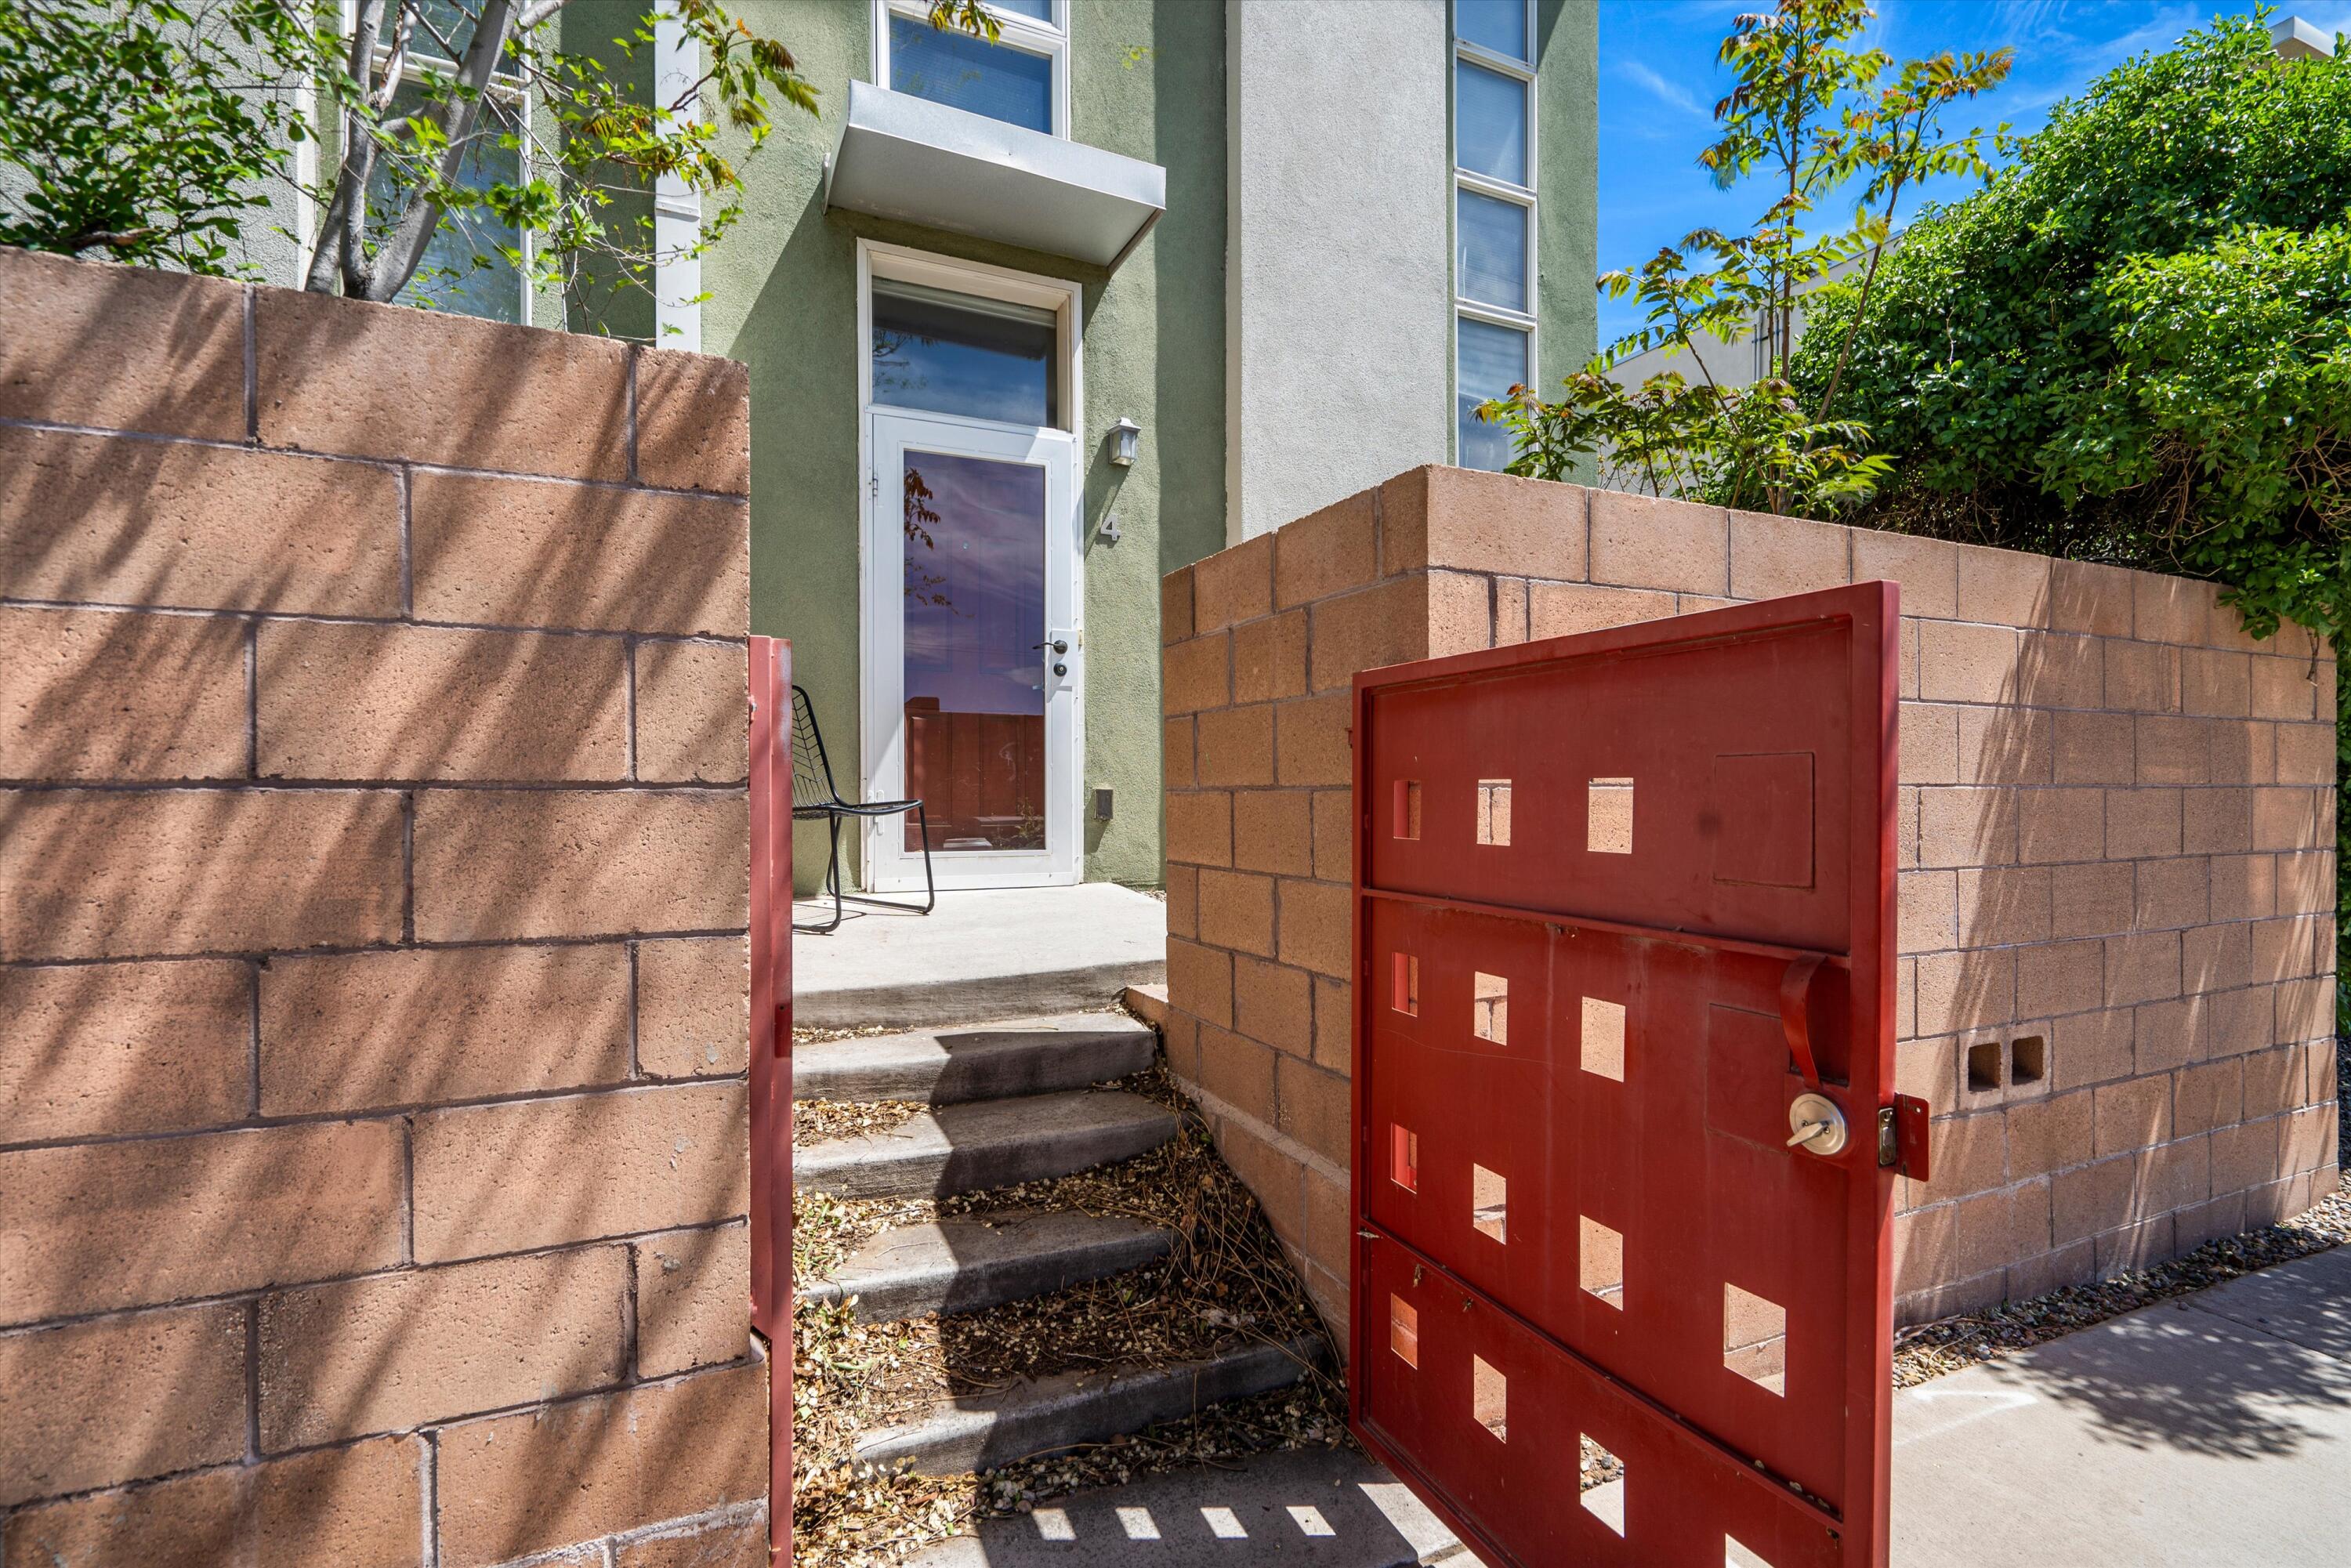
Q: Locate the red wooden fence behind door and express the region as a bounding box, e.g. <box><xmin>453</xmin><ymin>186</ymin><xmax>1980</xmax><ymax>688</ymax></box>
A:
<box><xmin>1350</xmin><ymin>586</ymin><xmax>1907</xmax><ymax>1568</ymax></box>
<box><xmin>750</xmin><ymin>637</ymin><xmax>793</xmax><ymax>1564</ymax></box>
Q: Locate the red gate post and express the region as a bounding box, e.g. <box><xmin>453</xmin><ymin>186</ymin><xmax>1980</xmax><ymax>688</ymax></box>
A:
<box><xmin>1349</xmin><ymin>585</ymin><xmax>1920</xmax><ymax>1568</ymax></box>
<box><xmin>749</xmin><ymin>638</ymin><xmax>793</xmax><ymax>1564</ymax></box>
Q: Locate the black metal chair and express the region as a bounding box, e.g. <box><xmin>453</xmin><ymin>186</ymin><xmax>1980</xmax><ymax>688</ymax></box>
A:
<box><xmin>792</xmin><ymin>685</ymin><xmax>936</xmax><ymax>934</ymax></box>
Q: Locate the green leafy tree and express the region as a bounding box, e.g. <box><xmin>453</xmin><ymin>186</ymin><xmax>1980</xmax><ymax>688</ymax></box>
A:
<box><xmin>1786</xmin><ymin>12</ymin><xmax>2349</xmax><ymax>1020</ymax></box>
<box><xmin>1788</xmin><ymin>12</ymin><xmax>2351</xmax><ymax>630</ymax></box>
<box><xmin>0</xmin><ymin>0</ymin><xmax>322</xmax><ymax>271</ymax></box>
<box><xmin>1</xmin><ymin>0</ymin><xmax>996</xmax><ymax>316</ymax></box>
<box><xmin>1480</xmin><ymin>0</ymin><xmax>2009</xmax><ymax>515</ymax></box>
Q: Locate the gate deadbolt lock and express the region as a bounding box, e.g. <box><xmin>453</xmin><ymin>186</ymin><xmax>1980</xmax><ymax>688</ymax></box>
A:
<box><xmin>1785</xmin><ymin>1092</ymin><xmax>1848</xmax><ymax>1157</ymax></box>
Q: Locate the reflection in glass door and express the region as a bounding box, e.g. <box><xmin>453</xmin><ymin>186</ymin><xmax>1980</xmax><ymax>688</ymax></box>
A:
<box><xmin>900</xmin><ymin>450</ymin><xmax>1045</xmax><ymax>853</ymax></box>
<box><xmin>866</xmin><ymin>411</ymin><xmax>1077</xmax><ymax>889</ymax></box>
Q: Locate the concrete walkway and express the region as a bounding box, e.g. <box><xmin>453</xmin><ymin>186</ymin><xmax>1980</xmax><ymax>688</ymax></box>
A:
<box><xmin>904</xmin><ymin>1447</ymin><xmax>1469</xmax><ymax>1567</ymax></box>
<box><xmin>1892</xmin><ymin>1244</ymin><xmax>2351</xmax><ymax>1566</ymax></box>
<box><xmin>793</xmin><ymin>884</ymin><xmax>1166</xmax><ymax>1030</ymax></box>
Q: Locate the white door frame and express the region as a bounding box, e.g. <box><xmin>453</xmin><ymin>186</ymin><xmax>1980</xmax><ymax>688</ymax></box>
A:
<box><xmin>856</xmin><ymin>240</ymin><xmax>1086</xmax><ymax>890</ymax></box>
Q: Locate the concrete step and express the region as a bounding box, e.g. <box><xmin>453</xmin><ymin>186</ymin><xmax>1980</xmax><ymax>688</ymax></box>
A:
<box><xmin>798</xmin><ymin>1210</ymin><xmax>1176</xmax><ymax>1322</ymax></box>
<box><xmin>855</xmin><ymin>1336</ymin><xmax>1324</xmax><ymax>1476</ymax></box>
<box><xmin>793</xmin><ymin>1090</ymin><xmax>1177</xmax><ymax>1200</ymax></box>
<box><xmin>795</xmin><ymin>885</ymin><xmax>1167</xmax><ymax>1031</ymax></box>
<box><xmin>1121</xmin><ymin>983</ymin><xmax>1170</xmax><ymax>1030</ymax></box>
<box><xmin>795</xmin><ymin>1013</ymin><xmax>1156</xmax><ymax>1106</ymax></box>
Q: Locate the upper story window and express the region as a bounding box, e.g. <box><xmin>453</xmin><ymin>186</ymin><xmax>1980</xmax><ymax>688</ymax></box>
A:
<box><xmin>1451</xmin><ymin>0</ymin><xmax>1535</xmax><ymax>471</ymax></box>
<box><xmin>875</xmin><ymin>0</ymin><xmax>1070</xmax><ymax>137</ymax></box>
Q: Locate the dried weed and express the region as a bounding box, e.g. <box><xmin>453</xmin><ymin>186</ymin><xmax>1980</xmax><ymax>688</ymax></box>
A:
<box><xmin>790</xmin><ymin>1062</ymin><xmax>1343</xmax><ymax>1566</ymax></box>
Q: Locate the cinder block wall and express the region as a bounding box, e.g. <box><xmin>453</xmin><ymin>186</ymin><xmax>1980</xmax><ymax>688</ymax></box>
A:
<box><xmin>0</xmin><ymin>248</ymin><xmax>764</xmax><ymax>1566</ymax></box>
<box><xmin>1161</xmin><ymin>465</ymin><xmax>2340</xmax><ymax>1335</ymax></box>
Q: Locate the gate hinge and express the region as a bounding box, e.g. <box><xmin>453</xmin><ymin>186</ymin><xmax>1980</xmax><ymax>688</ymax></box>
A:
<box><xmin>1878</xmin><ymin>1095</ymin><xmax>1932</xmax><ymax>1179</ymax></box>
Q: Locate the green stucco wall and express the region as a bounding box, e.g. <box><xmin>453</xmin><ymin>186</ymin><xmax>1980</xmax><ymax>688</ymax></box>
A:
<box><xmin>1535</xmin><ymin>0</ymin><xmax>1599</xmax><ymax>392</ymax></box>
<box><xmin>700</xmin><ymin>0</ymin><xmax>1224</xmax><ymax>892</ymax></box>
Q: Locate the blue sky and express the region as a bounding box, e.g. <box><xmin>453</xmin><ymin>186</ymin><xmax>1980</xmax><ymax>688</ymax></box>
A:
<box><xmin>1592</xmin><ymin>0</ymin><xmax>2351</xmax><ymax>347</ymax></box>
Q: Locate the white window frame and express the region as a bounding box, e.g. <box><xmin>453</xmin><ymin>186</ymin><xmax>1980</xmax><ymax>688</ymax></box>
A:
<box><xmin>339</xmin><ymin>0</ymin><xmax>534</xmax><ymax>325</ymax></box>
<box><xmin>854</xmin><ymin>239</ymin><xmax>1087</xmax><ymax>885</ymax></box>
<box><xmin>871</xmin><ymin>0</ymin><xmax>1072</xmax><ymax>139</ymax></box>
<box><xmin>1451</xmin><ymin>0</ymin><xmax>1538</xmax><ymax>466</ymax></box>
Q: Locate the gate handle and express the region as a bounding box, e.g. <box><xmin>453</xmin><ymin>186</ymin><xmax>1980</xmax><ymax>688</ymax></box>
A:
<box><xmin>1779</xmin><ymin>955</ymin><xmax>1824</xmax><ymax>1090</ymax></box>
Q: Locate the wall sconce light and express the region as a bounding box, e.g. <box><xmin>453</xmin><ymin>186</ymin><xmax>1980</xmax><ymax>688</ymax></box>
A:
<box><xmin>1109</xmin><ymin>416</ymin><xmax>1142</xmax><ymax>467</ymax></box>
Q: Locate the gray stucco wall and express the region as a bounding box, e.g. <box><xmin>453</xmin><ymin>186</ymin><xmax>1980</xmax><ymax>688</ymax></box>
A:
<box><xmin>1224</xmin><ymin>0</ymin><xmax>1453</xmax><ymax>544</ymax></box>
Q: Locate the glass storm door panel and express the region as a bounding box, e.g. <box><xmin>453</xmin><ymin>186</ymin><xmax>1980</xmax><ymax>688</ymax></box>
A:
<box><xmin>866</xmin><ymin>410</ymin><xmax>1078</xmax><ymax>889</ymax></box>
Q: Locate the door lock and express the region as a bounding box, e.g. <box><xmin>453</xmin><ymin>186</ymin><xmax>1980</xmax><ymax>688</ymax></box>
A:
<box><xmin>1785</xmin><ymin>1092</ymin><xmax>1848</xmax><ymax>1157</ymax></box>
<box><xmin>1034</xmin><ymin>638</ymin><xmax>1070</xmax><ymax>677</ymax></box>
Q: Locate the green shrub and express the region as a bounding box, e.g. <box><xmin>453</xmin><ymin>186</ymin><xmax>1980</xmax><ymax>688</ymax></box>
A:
<box><xmin>1791</xmin><ymin>13</ymin><xmax>2350</xmax><ymax>1023</ymax></box>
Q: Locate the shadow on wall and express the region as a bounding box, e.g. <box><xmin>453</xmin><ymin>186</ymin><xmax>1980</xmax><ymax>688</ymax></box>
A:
<box><xmin>0</xmin><ymin>251</ymin><xmax>761</xmax><ymax>1564</ymax></box>
<box><xmin>1897</xmin><ymin>556</ymin><xmax>2335</xmax><ymax>1321</ymax></box>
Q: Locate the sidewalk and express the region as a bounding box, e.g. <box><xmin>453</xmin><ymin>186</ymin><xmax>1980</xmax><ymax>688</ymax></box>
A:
<box><xmin>1893</xmin><ymin>1243</ymin><xmax>2351</xmax><ymax>1566</ymax></box>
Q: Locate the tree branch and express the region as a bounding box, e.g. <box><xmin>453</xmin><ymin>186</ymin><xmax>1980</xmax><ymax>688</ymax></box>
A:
<box><xmin>306</xmin><ymin>0</ymin><xmax>392</xmax><ymax>294</ymax></box>
<box><xmin>515</xmin><ymin>0</ymin><xmax>575</xmax><ymax>34</ymax></box>
<box><xmin>366</xmin><ymin>0</ymin><xmax>524</xmax><ymax>302</ymax></box>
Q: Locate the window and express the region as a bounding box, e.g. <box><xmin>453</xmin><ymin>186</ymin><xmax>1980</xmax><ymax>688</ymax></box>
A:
<box><xmin>871</xmin><ymin>277</ymin><xmax>1059</xmax><ymax>426</ymax></box>
<box><xmin>1451</xmin><ymin>0</ymin><xmax>1534</xmax><ymax>471</ymax></box>
<box><xmin>875</xmin><ymin>0</ymin><xmax>1070</xmax><ymax>137</ymax></box>
<box><xmin>346</xmin><ymin>0</ymin><xmax>531</xmax><ymax>324</ymax></box>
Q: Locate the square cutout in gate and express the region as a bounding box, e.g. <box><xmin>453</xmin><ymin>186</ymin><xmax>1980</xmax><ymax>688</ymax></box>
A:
<box><xmin>1726</xmin><ymin>1534</ymin><xmax>1774</xmax><ymax>1567</ymax></box>
<box><xmin>1472</xmin><ymin>1356</ymin><xmax>1507</xmax><ymax>1441</ymax></box>
<box><xmin>1724</xmin><ymin>1283</ymin><xmax>1788</xmax><ymax>1396</ymax></box>
<box><xmin>1471</xmin><ymin>1164</ymin><xmax>1506</xmax><ymax>1243</ymax></box>
<box><xmin>1476</xmin><ymin>780</ymin><xmax>1512</xmax><ymax>846</ymax></box>
<box><xmin>1391</xmin><ymin>954</ymin><xmax>1418</xmax><ymax>1016</ymax></box>
<box><xmin>1581</xmin><ymin>997</ymin><xmax>1626</xmax><ymax>1081</ymax></box>
<box><xmin>1587</xmin><ymin>778</ymin><xmax>1634</xmax><ymax>854</ymax></box>
<box><xmin>1389</xmin><ymin>1294</ymin><xmax>1419</xmax><ymax>1367</ymax></box>
<box><xmin>1472</xmin><ymin>972</ymin><xmax>1508</xmax><ymax>1044</ymax></box>
<box><xmin>1392</xmin><ymin>780</ymin><xmax>1422</xmax><ymax>840</ymax></box>
<box><xmin>1580</xmin><ymin>1216</ymin><xmax>1625</xmax><ymax>1308</ymax></box>
<box><xmin>1579</xmin><ymin>1436</ymin><xmax>1625</xmax><ymax>1535</ymax></box>
<box><xmin>1390</xmin><ymin>1125</ymin><xmax>1418</xmax><ymax>1192</ymax></box>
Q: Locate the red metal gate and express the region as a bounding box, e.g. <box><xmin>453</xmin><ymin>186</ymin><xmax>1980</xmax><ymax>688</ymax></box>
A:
<box><xmin>749</xmin><ymin>637</ymin><xmax>793</xmax><ymax>1565</ymax></box>
<box><xmin>1349</xmin><ymin>585</ymin><xmax>1922</xmax><ymax>1568</ymax></box>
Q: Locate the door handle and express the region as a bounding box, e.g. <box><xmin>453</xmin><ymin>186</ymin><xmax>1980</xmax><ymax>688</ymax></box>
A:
<box><xmin>1034</xmin><ymin>638</ymin><xmax>1069</xmax><ymax>676</ymax></box>
<box><xmin>1778</xmin><ymin>954</ymin><xmax>1824</xmax><ymax>1090</ymax></box>
<box><xmin>1033</xmin><ymin>639</ymin><xmax>1069</xmax><ymax>655</ymax></box>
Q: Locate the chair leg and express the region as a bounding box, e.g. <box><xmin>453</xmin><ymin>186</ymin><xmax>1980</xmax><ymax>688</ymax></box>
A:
<box><xmin>836</xmin><ymin>804</ymin><xmax>940</xmax><ymax>918</ymax></box>
<box><xmin>793</xmin><ymin>814</ymin><xmax>846</xmax><ymax>935</ymax></box>
<box><xmin>828</xmin><ymin>814</ymin><xmax>844</xmax><ymax>931</ymax></box>
<box><xmin>915</xmin><ymin>803</ymin><xmax>936</xmax><ymax>914</ymax></box>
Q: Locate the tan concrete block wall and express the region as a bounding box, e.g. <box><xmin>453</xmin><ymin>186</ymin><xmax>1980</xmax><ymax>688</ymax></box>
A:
<box><xmin>0</xmin><ymin>248</ymin><xmax>763</xmax><ymax>1567</ymax></box>
<box><xmin>1163</xmin><ymin>465</ymin><xmax>2339</xmax><ymax>1338</ymax></box>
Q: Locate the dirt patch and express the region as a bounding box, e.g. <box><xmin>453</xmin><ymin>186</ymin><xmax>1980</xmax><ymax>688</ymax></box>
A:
<box><xmin>794</xmin><ymin>1099</ymin><xmax>927</xmax><ymax>1147</ymax></box>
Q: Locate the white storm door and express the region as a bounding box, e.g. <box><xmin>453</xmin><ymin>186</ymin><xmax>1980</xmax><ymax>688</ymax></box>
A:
<box><xmin>865</xmin><ymin>410</ymin><xmax>1079</xmax><ymax>889</ymax></box>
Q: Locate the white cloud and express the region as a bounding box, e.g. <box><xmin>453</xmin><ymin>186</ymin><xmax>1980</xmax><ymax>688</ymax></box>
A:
<box><xmin>1617</xmin><ymin>57</ymin><xmax>1709</xmax><ymax>120</ymax></box>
